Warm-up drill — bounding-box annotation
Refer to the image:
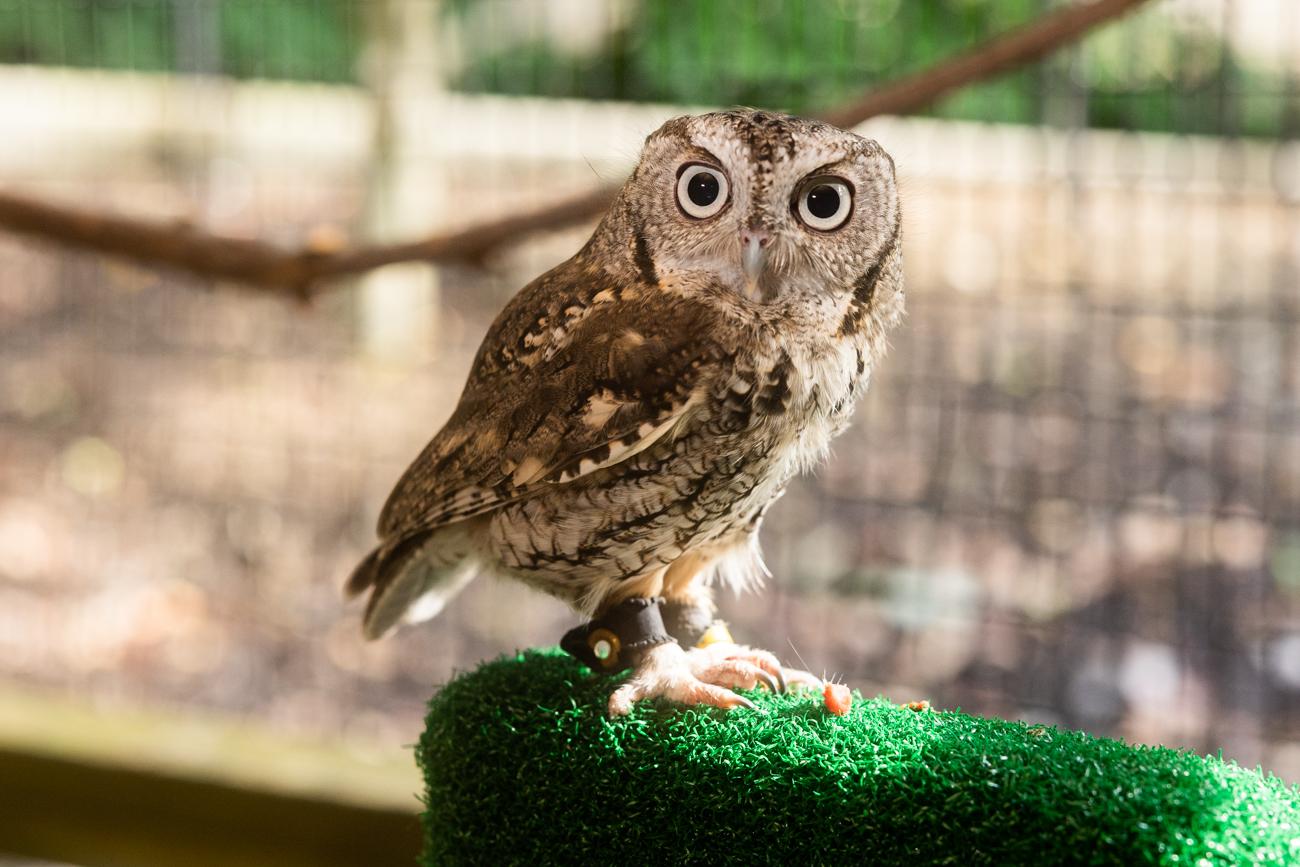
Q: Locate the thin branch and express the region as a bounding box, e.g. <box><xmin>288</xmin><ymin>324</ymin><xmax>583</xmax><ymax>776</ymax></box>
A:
<box><xmin>312</xmin><ymin>186</ymin><xmax>617</xmax><ymax>282</ymax></box>
<box><xmin>817</xmin><ymin>0</ymin><xmax>1149</xmax><ymax>129</ymax></box>
<box><xmin>0</xmin><ymin>186</ymin><xmax>617</xmax><ymax>299</ymax></box>
<box><xmin>0</xmin><ymin>192</ymin><xmax>324</xmax><ymax>300</ymax></box>
<box><xmin>0</xmin><ymin>0</ymin><xmax>1151</xmax><ymax>297</ymax></box>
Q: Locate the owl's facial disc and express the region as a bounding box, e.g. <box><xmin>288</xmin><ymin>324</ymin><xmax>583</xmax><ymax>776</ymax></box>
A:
<box><xmin>636</xmin><ymin>111</ymin><xmax>897</xmax><ymax>306</ymax></box>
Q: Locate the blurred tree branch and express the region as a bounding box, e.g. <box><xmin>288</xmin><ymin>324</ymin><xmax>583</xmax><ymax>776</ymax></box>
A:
<box><xmin>0</xmin><ymin>0</ymin><xmax>1150</xmax><ymax>299</ymax></box>
<box><xmin>0</xmin><ymin>186</ymin><xmax>617</xmax><ymax>301</ymax></box>
<box><xmin>814</xmin><ymin>0</ymin><xmax>1150</xmax><ymax>130</ymax></box>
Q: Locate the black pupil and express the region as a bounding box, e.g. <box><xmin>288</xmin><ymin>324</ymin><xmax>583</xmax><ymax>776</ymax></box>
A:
<box><xmin>806</xmin><ymin>185</ymin><xmax>841</xmax><ymax>220</ymax></box>
<box><xmin>687</xmin><ymin>171</ymin><xmax>719</xmax><ymax>207</ymax></box>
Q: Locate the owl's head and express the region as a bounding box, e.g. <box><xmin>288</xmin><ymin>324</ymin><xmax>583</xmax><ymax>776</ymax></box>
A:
<box><xmin>615</xmin><ymin>110</ymin><xmax>900</xmax><ymax>308</ymax></box>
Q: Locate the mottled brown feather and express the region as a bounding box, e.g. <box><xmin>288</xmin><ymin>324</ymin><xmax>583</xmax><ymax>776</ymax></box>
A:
<box><xmin>351</xmin><ymin>109</ymin><xmax>904</xmax><ymax>633</ymax></box>
<box><xmin>376</xmin><ymin>260</ymin><xmax>725</xmax><ymax>541</ymax></box>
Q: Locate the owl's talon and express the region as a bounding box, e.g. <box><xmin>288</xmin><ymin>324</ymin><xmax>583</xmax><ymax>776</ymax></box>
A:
<box><xmin>754</xmin><ymin>669</ymin><xmax>780</xmax><ymax>694</ymax></box>
<box><xmin>741</xmin><ymin>647</ymin><xmax>790</xmax><ymax>693</ymax></box>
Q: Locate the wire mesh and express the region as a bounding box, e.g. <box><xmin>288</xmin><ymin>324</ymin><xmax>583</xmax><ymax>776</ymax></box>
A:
<box><xmin>0</xmin><ymin>0</ymin><xmax>1298</xmax><ymax>778</ymax></box>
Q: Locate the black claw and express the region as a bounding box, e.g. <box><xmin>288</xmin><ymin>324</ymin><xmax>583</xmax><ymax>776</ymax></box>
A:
<box><xmin>772</xmin><ymin>667</ymin><xmax>788</xmax><ymax>694</ymax></box>
<box><xmin>732</xmin><ymin>694</ymin><xmax>757</xmax><ymax>711</ymax></box>
<box><xmin>754</xmin><ymin>669</ymin><xmax>780</xmax><ymax>694</ymax></box>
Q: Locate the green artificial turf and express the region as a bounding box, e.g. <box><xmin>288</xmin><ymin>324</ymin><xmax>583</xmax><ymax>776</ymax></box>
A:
<box><xmin>419</xmin><ymin>650</ymin><xmax>1300</xmax><ymax>866</ymax></box>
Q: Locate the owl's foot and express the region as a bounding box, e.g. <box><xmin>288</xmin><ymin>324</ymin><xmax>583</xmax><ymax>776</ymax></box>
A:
<box><xmin>607</xmin><ymin>641</ymin><xmax>822</xmax><ymax>716</ymax></box>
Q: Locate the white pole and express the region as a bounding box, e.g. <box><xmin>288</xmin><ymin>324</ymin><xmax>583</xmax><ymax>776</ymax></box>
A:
<box><xmin>359</xmin><ymin>0</ymin><xmax>444</xmax><ymax>362</ymax></box>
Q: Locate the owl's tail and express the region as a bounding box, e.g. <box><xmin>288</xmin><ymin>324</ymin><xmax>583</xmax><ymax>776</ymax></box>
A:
<box><xmin>346</xmin><ymin>523</ymin><xmax>480</xmax><ymax>640</ymax></box>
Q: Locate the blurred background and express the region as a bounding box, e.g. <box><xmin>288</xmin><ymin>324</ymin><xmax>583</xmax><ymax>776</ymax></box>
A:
<box><xmin>1</xmin><ymin>0</ymin><xmax>1299</xmax><ymax>862</ymax></box>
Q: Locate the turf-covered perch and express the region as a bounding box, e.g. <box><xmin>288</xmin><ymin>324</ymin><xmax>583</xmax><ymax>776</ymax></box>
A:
<box><xmin>419</xmin><ymin>650</ymin><xmax>1300</xmax><ymax>865</ymax></box>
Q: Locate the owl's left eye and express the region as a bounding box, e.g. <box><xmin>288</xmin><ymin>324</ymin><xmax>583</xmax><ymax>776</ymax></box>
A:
<box><xmin>796</xmin><ymin>177</ymin><xmax>853</xmax><ymax>231</ymax></box>
<box><xmin>676</xmin><ymin>163</ymin><xmax>729</xmax><ymax>219</ymax></box>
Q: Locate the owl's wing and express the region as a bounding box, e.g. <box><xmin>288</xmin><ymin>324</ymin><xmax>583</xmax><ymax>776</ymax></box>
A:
<box><xmin>375</xmin><ymin>290</ymin><xmax>722</xmax><ymax>541</ymax></box>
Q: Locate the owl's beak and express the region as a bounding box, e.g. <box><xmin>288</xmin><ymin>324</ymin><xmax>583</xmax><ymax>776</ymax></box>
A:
<box><xmin>740</xmin><ymin>229</ymin><xmax>771</xmax><ymax>299</ymax></box>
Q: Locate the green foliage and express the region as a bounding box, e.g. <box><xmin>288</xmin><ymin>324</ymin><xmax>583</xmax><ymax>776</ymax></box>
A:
<box><xmin>0</xmin><ymin>0</ymin><xmax>357</xmax><ymax>82</ymax></box>
<box><xmin>448</xmin><ymin>0</ymin><xmax>1290</xmax><ymax>138</ymax></box>
<box><xmin>0</xmin><ymin>0</ymin><xmax>174</xmax><ymax>72</ymax></box>
<box><xmin>455</xmin><ymin>0</ymin><xmax>1044</xmax><ymax>121</ymax></box>
<box><xmin>0</xmin><ymin>0</ymin><xmax>1290</xmax><ymax>137</ymax></box>
<box><xmin>216</xmin><ymin>0</ymin><xmax>359</xmax><ymax>83</ymax></box>
<box><xmin>421</xmin><ymin>650</ymin><xmax>1300</xmax><ymax>865</ymax></box>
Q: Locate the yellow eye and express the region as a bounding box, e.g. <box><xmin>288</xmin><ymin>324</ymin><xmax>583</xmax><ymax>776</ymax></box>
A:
<box><xmin>796</xmin><ymin>178</ymin><xmax>853</xmax><ymax>231</ymax></box>
<box><xmin>676</xmin><ymin>163</ymin><xmax>729</xmax><ymax>219</ymax></box>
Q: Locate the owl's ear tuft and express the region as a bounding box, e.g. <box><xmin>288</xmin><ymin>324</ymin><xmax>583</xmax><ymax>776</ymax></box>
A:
<box><xmin>645</xmin><ymin>115</ymin><xmax>694</xmax><ymax>146</ymax></box>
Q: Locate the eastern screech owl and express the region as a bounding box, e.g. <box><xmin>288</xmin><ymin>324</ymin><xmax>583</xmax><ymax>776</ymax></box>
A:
<box><xmin>348</xmin><ymin>110</ymin><xmax>902</xmax><ymax>715</ymax></box>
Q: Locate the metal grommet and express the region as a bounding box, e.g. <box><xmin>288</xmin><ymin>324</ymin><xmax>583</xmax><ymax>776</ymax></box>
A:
<box><xmin>588</xmin><ymin>628</ymin><xmax>621</xmax><ymax>668</ymax></box>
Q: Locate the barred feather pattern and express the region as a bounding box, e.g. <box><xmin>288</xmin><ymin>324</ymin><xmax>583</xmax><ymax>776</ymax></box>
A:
<box><xmin>350</xmin><ymin>110</ymin><xmax>903</xmax><ymax>636</ymax></box>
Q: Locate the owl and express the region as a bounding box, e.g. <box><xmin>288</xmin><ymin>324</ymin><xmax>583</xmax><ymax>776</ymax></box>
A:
<box><xmin>347</xmin><ymin>110</ymin><xmax>903</xmax><ymax>715</ymax></box>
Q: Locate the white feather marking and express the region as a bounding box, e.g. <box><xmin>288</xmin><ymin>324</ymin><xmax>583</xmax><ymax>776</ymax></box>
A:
<box><xmin>512</xmin><ymin>456</ymin><xmax>546</xmax><ymax>486</ymax></box>
<box><xmin>616</xmin><ymin>329</ymin><xmax>645</xmax><ymax>349</ymax></box>
<box><xmin>583</xmin><ymin>394</ymin><xmax>621</xmax><ymax>429</ymax></box>
<box><xmin>403</xmin><ymin>559</ymin><xmax>480</xmax><ymax>626</ymax></box>
<box><xmin>428</xmin><ymin>395</ymin><xmax>701</xmax><ymax>527</ymax></box>
<box><xmin>551</xmin><ymin>395</ymin><xmax>700</xmax><ymax>486</ymax></box>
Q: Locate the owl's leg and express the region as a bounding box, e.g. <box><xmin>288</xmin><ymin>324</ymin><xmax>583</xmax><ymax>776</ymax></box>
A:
<box><xmin>661</xmin><ymin>585</ymin><xmax>717</xmax><ymax>647</ymax></box>
<box><xmin>561</xmin><ymin>595</ymin><xmax>761</xmax><ymax>716</ymax></box>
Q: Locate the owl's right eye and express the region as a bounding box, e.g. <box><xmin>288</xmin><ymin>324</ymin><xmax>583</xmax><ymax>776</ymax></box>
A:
<box><xmin>676</xmin><ymin>164</ymin><xmax>729</xmax><ymax>219</ymax></box>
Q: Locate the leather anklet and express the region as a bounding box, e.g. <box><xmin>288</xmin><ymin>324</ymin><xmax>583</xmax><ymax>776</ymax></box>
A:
<box><xmin>561</xmin><ymin>597</ymin><xmax>674</xmax><ymax>673</ymax></box>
